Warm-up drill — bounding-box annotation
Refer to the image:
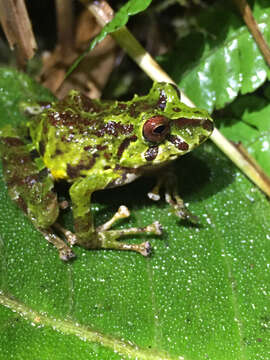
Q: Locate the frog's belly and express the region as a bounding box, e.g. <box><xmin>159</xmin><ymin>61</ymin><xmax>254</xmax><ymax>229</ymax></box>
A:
<box><xmin>106</xmin><ymin>161</ymin><xmax>171</xmax><ymax>189</ymax></box>
<box><xmin>106</xmin><ymin>172</ymin><xmax>140</xmax><ymax>189</ymax></box>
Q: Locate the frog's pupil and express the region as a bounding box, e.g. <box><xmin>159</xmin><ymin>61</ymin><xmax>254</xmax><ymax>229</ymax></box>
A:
<box><xmin>153</xmin><ymin>125</ymin><xmax>166</xmax><ymax>134</ymax></box>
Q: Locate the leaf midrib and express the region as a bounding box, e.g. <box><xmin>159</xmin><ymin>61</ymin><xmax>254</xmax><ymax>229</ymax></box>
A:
<box><xmin>0</xmin><ymin>292</ymin><xmax>184</xmax><ymax>360</ymax></box>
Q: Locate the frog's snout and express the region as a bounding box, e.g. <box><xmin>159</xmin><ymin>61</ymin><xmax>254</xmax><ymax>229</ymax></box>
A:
<box><xmin>202</xmin><ymin>119</ymin><xmax>214</xmax><ymax>133</ymax></box>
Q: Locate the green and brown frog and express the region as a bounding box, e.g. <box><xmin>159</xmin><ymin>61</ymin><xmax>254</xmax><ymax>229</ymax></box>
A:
<box><xmin>0</xmin><ymin>82</ymin><xmax>213</xmax><ymax>260</ymax></box>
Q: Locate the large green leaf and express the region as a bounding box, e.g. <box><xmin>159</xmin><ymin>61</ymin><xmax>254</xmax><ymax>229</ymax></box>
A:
<box><xmin>1</xmin><ymin>68</ymin><xmax>270</xmax><ymax>359</ymax></box>
<box><xmin>159</xmin><ymin>0</ymin><xmax>270</xmax><ymax>112</ymax></box>
<box><xmin>217</xmin><ymin>93</ymin><xmax>270</xmax><ymax>176</ymax></box>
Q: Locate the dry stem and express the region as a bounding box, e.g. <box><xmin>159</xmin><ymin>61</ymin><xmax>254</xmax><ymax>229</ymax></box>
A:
<box><xmin>0</xmin><ymin>0</ymin><xmax>36</xmax><ymax>68</ymax></box>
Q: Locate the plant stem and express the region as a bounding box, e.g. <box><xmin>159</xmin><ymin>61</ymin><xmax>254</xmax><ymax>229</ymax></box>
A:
<box><xmin>233</xmin><ymin>0</ymin><xmax>270</xmax><ymax>67</ymax></box>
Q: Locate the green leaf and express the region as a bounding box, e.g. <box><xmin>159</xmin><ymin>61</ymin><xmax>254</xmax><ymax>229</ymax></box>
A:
<box><xmin>0</xmin><ymin>68</ymin><xmax>54</xmax><ymax>127</ymax></box>
<box><xmin>159</xmin><ymin>0</ymin><xmax>270</xmax><ymax>112</ymax></box>
<box><xmin>66</xmin><ymin>0</ymin><xmax>153</xmax><ymax>77</ymax></box>
<box><xmin>1</xmin><ymin>68</ymin><xmax>270</xmax><ymax>359</ymax></box>
<box><xmin>218</xmin><ymin>93</ymin><xmax>270</xmax><ymax>176</ymax></box>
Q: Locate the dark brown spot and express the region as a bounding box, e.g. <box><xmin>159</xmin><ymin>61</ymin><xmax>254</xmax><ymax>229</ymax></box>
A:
<box><xmin>67</xmin><ymin>157</ymin><xmax>96</xmax><ymax>178</ymax></box>
<box><xmin>95</xmin><ymin>121</ymin><xmax>134</xmax><ymax>138</ymax></box>
<box><xmin>39</xmin><ymin>141</ymin><xmax>45</xmax><ymax>156</ymax></box>
<box><xmin>84</xmin><ymin>145</ymin><xmax>92</xmax><ymax>151</ymax></box>
<box><xmin>55</xmin><ymin>149</ymin><xmax>63</xmax><ymax>155</ymax></box>
<box><xmin>144</xmin><ymin>146</ymin><xmax>159</xmax><ymax>161</ymax></box>
<box><xmin>118</xmin><ymin>103</ymin><xmax>127</xmax><ymax>110</ymax></box>
<box><xmin>203</xmin><ymin>119</ymin><xmax>214</xmax><ymax>132</ymax></box>
<box><xmin>67</xmin><ymin>164</ymin><xmax>80</xmax><ymax>179</ymax></box>
<box><xmin>6</xmin><ymin>174</ymin><xmax>21</xmax><ymax>188</ymax></box>
<box><xmin>157</xmin><ymin>89</ymin><xmax>167</xmax><ymax>110</ymax></box>
<box><xmin>48</xmin><ymin>110</ymin><xmax>95</xmax><ymax>131</ymax></box>
<box><xmin>104</xmin><ymin>152</ymin><xmax>111</xmax><ymax>160</ymax></box>
<box><xmin>1</xmin><ymin>137</ymin><xmax>24</xmax><ymax>146</ymax></box>
<box><xmin>70</xmin><ymin>93</ymin><xmax>102</xmax><ymax>113</ymax></box>
<box><xmin>129</xmin><ymin>103</ymin><xmax>140</xmax><ymax>118</ymax></box>
<box><xmin>17</xmin><ymin>195</ymin><xmax>28</xmax><ymax>213</ymax></box>
<box><xmin>18</xmin><ymin>155</ymin><xmax>29</xmax><ymax>165</ymax></box>
<box><xmin>173</xmin><ymin>107</ymin><xmax>181</xmax><ymax>112</ymax></box>
<box><xmin>38</xmin><ymin>168</ymin><xmax>49</xmax><ymax>182</ymax></box>
<box><xmin>30</xmin><ymin>149</ymin><xmax>40</xmax><ymax>160</ymax></box>
<box><xmin>175</xmin><ymin>118</ymin><xmax>202</xmax><ymax>128</ymax></box>
<box><xmin>79</xmin><ymin>94</ymin><xmax>97</xmax><ymax>112</ymax></box>
<box><xmin>96</xmin><ymin>144</ymin><xmax>107</xmax><ymax>151</ymax></box>
<box><xmin>104</xmin><ymin>166</ymin><xmax>111</xmax><ymax>170</ymax></box>
<box><xmin>117</xmin><ymin>135</ymin><xmax>137</xmax><ymax>158</ymax></box>
<box><xmin>168</xmin><ymin>135</ymin><xmax>189</xmax><ymax>151</ymax></box>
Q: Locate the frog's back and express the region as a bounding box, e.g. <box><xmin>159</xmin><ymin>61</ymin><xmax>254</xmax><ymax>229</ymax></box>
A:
<box><xmin>29</xmin><ymin>91</ymin><xmax>140</xmax><ymax>181</ymax></box>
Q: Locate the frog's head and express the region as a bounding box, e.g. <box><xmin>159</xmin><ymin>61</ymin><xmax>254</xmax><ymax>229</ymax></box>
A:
<box><xmin>133</xmin><ymin>82</ymin><xmax>214</xmax><ymax>166</ymax></box>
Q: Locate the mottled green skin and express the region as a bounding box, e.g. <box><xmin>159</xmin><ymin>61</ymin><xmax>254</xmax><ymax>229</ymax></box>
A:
<box><xmin>0</xmin><ymin>82</ymin><xmax>213</xmax><ymax>259</ymax></box>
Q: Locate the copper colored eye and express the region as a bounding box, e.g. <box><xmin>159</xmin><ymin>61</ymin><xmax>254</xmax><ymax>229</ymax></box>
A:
<box><xmin>143</xmin><ymin>116</ymin><xmax>170</xmax><ymax>143</ymax></box>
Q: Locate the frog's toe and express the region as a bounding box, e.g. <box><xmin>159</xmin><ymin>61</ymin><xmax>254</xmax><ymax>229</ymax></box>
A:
<box><xmin>175</xmin><ymin>207</ymin><xmax>199</xmax><ymax>224</ymax></box>
<box><xmin>185</xmin><ymin>212</ymin><xmax>199</xmax><ymax>224</ymax></box>
<box><xmin>145</xmin><ymin>221</ymin><xmax>163</xmax><ymax>235</ymax></box>
<box><xmin>59</xmin><ymin>248</ymin><xmax>76</xmax><ymax>261</ymax></box>
<box><xmin>148</xmin><ymin>191</ymin><xmax>160</xmax><ymax>201</ymax></box>
<box><xmin>140</xmin><ymin>241</ymin><xmax>152</xmax><ymax>256</ymax></box>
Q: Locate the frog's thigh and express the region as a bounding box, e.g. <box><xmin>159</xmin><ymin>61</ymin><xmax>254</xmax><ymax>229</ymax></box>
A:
<box><xmin>1</xmin><ymin>136</ymin><xmax>59</xmax><ymax>228</ymax></box>
<box><xmin>1</xmin><ymin>136</ymin><xmax>75</xmax><ymax>260</ymax></box>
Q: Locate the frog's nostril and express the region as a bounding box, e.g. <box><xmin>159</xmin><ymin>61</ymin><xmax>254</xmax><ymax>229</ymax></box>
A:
<box><xmin>203</xmin><ymin>119</ymin><xmax>214</xmax><ymax>132</ymax></box>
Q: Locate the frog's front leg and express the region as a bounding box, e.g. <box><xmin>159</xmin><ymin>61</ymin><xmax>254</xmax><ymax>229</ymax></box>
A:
<box><xmin>69</xmin><ymin>176</ymin><xmax>162</xmax><ymax>256</ymax></box>
<box><xmin>148</xmin><ymin>166</ymin><xmax>198</xmax><ymax>223</ymax></box>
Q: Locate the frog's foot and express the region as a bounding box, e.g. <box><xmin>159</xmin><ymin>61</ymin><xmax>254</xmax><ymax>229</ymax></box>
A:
<box><xmin>42</xmin><ymin>228</ymin><xmax>76</xmax><ymax>261</ymax></box>
<box><xmin>96</xmin><ymin>219</ymin><xmax>162</xmax><ymax>256</ymax></box>
<box><xmin>148</xmin><ymin>171</ymin><xmax>198</xmax><ymax>223</ymax></box>
<box><xmin>59</xmin><ymin>206</ymin><xmax>162</xmax><ymax>256</ymax></box>
<box><xmin>53</xmin><ymin>223</ymin><xmax>77</xmax><ymax>246</ymax></box>
<box><xmin>165</xmin><ymin>192</ymin><xmax>198</xmax><ymax>223</ymax></box>
<box><xmin>58</xmin><ymin>200</ymin><xmax>69</xmax><ymax>210</ymax></box>
<box><xmin>97</xmin><ymin>205</ymin><xmax>162</xmax><ymax>255</ymax></box>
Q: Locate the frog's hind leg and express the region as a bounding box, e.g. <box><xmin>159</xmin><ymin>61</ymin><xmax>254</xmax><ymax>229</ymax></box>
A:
<box><xmin>0</xmin><ymin>134</ymin><xmax>75</xmax><ymax>260</ymax></box>
<box><xmin>55</xmin><ymin>205</ymin><xmax>161</xmax><ymax>256</ymax></box>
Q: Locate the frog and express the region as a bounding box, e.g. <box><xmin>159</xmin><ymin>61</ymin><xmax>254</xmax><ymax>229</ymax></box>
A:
<box><xmin>0</xmin><ymin>82</ymin><xmax>213</xmax><ymax>261</ymax></box>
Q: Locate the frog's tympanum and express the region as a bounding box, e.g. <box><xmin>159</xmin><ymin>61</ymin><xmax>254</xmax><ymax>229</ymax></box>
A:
<box><xmin>0</xmin><ymin>82</ymin><xmax>213</xmax><ymax>260</ymax></box>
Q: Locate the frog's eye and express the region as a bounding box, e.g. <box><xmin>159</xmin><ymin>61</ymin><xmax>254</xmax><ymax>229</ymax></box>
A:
<box><xmin>143</xmin><ymin>116</ymin><xmax>170</xmax><ymax>143</ymax></box>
